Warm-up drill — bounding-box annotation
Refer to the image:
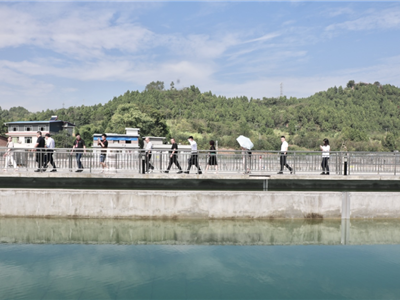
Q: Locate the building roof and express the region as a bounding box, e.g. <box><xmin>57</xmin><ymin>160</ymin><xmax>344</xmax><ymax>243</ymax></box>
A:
<box><xmin>5</xmin><ymin>120</ymin><xmax>75</xmax><ymax>126</ymax></box>
<box><xmin>93</xmin><ymin>133</ymin><xmax>140</xmax><ymax>137</ymax></box>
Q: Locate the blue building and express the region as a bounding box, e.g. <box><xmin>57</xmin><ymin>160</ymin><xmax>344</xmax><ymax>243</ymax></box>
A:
<box><xmin>93</xmin><ymin>128</ymin><xmax>140</xmax><ymax>149</ymax></box>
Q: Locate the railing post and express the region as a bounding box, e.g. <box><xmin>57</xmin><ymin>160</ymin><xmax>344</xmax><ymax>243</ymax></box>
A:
<box><xmin>293</xmin><ymin>152</ymin><xmax>296</xmax><ymax>175</ymax></box>
<box><xmin>378</xmin><ymin>155</ymin><xmax>380</xmax><ymax>175</ymax></box>
<box><xmin>69</xmin><ymin>152</ymin><xmax>72</xmax><ymax>172</ymax></box>
<box><xmin>348</xmin><ymin>153</ymin><xmax>351</xmax><ymax>175</ymax></box>
<box><xmin>160</xmin><ymin>151</ymin><xmax>162</xmax><ymax>172</ymax></box>
<box><xmin>244</xmin><ymin>152</ymin><xmax>247</xmax><ymax>174</ymax></box>
<box><xmin>395</xmin><ymin>152</ymin><xmax>397</xmax><ymax>176</ymax></box>
<box><xmin>116</xmin><ymin>151</ymin><xmax>118</xmax><ymax>173</ymax></box>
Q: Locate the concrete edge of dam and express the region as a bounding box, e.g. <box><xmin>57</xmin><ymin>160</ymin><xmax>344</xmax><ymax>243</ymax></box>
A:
<box><xmin>1</xmin><ymin>174</ymin><xmax>400</xmax><ymax>191</ymax></box>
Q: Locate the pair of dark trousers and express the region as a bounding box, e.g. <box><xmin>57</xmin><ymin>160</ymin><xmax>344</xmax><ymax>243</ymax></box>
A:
<box><xmin>45</xmin><ymin>151</ymin><xmax>56</xmax><ymax>168</ymax></box>
<box><xmin>187</xmin><ymin>154</ymin><xmax>201</xmax><ymax>171</ymax></box>
<box><xmin>146</xmin><ymin>153</ymin><xmax>154</xmax><ymax>171</ymax></box>
<box><xmin>76</xmin><ymin>153</ymin><xmax>83</xmax><ymax>169</ymax></box>
<box><xmin>280</xmin><ymin>153</ymin><xmax>292</xmax><ymax>171</ymax></box>
<box><xmin>36</xmin><ymin>151</ymin><xmax>45</xmax><ymax>169</ymax></box>
<box><xmin>321</xmin><ymin>157</ymin><xmax>329</xmax><ymax>173</ymax></box>
<box><xmin>167</xmin><ymin>155</ymin><xmax>182</xmax><ymax>170</ymax></box>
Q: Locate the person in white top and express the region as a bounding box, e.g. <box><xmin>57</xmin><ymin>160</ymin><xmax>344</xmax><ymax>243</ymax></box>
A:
<box><xmin>320</xmin><ymin>138</ymin><xmax>330</xmax><ymax>175</ymax></box>
<box><xmin>3</xmin><ymin>137</ymin><xmax>18</xmax><ymax>171</ymax></box>
<box><xmin>277</xmin><ymin>136</ymin><xmax>292</xmax><ymax>174</ymax></box>
<box><xmin>44</xmin><ymin>133</ymin><xmax>57</xmax><ymax>172</ymax></box>
<box><xmin>184</xmin><ymin>136</ymin><xmax>202</xmax><ymax>174</ymax></box>
<box><xmin>145</xmin><ymin>137</ymin><xmax>154</xmax><ymax>173</ymax></box>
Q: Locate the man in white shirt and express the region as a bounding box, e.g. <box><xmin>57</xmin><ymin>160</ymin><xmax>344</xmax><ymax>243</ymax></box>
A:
<box><xmin>44</xmin><ymin>133</ymin><xmax>57</xmax><ymax>172</ymax></box>
<box><xmin>277</xmin><ymin>136</ymin><xmax>292</xmax><ymax>174</ymax></box>
<box><xmin>184</xmin><ymin>136</ymin><xmax>202</xmax><ymax>174</ymax></box>
<box><xmin>145</xmin><ymin>137</ymin><xmax>154</xmax><ymax>173</ymax></box>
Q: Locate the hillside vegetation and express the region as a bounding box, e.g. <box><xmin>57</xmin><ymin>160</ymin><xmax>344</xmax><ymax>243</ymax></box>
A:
<box><xmin>1</xmin><ymin>80</ymin><xmax>400</xmax><ymax>151</ymax></box>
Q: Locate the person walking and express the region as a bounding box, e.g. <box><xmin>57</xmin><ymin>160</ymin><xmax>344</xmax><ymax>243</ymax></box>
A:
<box><xmin>320</xmin><ymin>138</ymin><xmax>330</xmax><ymax>175</ymax></box>
<box><xmin>205</xmin><ymin>140</ymin><xmax>218</xmax><ymax>173</ymax></box>
<box><xmin>44</xmin><ymin>133</ymin><xmax>57</xmax><ymax>172</ymax></box>
<box><xmin>97</xmin><ymin>134</ymin><xmax>108</xmax><ymax>173</ymax></box>
<box><xmin>241</xmin><ymin>147</ymin><xmax>252</xmax><ymax>174</ymax></box>
<box><xmin>34</xmin><ymin>131</ymin><xmax>46</xmax><ymax>172</ymax></box>
<box><xmin>277</xmin><ymin>136</ymin><xmax>293</xmax><ymax>174</ymax></box>
<box><xmin>184</xmin><ymin>136</ymin><xmax>202</xmax><ymax>174</ymax></box>
<box><xmin>164</xmin><ymin>138</ymin><xmax>183</xmax><ymax>174</ymax></box>
<box><xmin>145</xmin><ymin>137</ymin><xmax>154</xmax><ymax>173</ymax></box>
<box><xmin>3</xmin><ymin>137</ymin><xmax>18</xmax><ymax>171</ymax></box>
<box><xmin>71</xmin><ymin>133</ymin><xmax>86</xmax><ymax>172</ymax></box>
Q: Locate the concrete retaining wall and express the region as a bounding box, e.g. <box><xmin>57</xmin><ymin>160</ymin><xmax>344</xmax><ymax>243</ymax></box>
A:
<box><xmin>1</xmin><ymin>189</ymin><xmax>400</xmax><ymax>219</ymax></box>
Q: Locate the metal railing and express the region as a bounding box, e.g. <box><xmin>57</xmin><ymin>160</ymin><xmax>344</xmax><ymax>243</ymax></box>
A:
<box><xmin>1</xmin><ymin>147</ymin><xmax>399</xmax><ymax>175</ymax></box>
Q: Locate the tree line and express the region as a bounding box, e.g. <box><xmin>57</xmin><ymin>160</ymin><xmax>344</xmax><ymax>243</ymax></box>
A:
<box><xmin>1</xmin><ymin>80</ymin><xmax>400</xmax><ymax>151</ymax></box>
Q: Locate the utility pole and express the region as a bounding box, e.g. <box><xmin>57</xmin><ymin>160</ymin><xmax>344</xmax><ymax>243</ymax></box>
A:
<box><xmin>280</xmin><ymin>82</ymin><xmax>283</xmax><ymax>98</ymax></box>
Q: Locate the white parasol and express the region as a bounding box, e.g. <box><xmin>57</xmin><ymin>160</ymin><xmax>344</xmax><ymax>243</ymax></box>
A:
<box><xmin>236</xmin><ymin>135</ymin><xmax>254</xmax><ymax>150</ymax></box>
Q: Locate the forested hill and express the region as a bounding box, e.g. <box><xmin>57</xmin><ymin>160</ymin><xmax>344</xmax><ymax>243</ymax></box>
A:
<box><xmin>1</xmin><ymin>80</ymin><xmax>400</xmax><ymax>151</ymax></box>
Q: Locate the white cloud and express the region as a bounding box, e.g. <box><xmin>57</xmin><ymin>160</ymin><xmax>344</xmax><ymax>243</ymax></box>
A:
<box><xmin>203</xmin><ymin>54</ymin><xmax>400</xmax><ymax>100</ymax></box>
<box><xmin>0</xmin><ymin>65</ymin><xmax>54</xmax><ymax>109</ymax></box>
<box><xmin>243</xmin><ymin>32</ymin><xmax>281</xmax><ymax>44</ymax></box>
<box><xmin>0</xmin><ymin>2</ymin><xmax>399</xmax><ymax>112</ymax></box>
<box><xmin>326</xmin><ymin>7</ymin><xmax>400</xmax><ymax>31</ymax></box>
<box><xmin>0</xmin><ymin>5</ymin><xmax>155</xmax><ymax>60</ymax></box>
<box><xmin>327</xmin><ymin>7</ymin><xmax>354</xmax><ymax>17</ymax></box>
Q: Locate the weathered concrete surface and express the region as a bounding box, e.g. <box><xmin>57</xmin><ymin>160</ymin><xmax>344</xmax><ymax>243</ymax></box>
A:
<box><xmin>349</xmin><ymin>193</ymin><xmax>400</xmax><ymax>219</ymax></box>
<box><xmin>0</xmin><ymin>189</ymin><xmax>341</xmax><ymax>219</ymax></box>
<box><xmin>1</xmin><ymin>189</ymin><xmax>400</xmax><ymax>219</ymax></box>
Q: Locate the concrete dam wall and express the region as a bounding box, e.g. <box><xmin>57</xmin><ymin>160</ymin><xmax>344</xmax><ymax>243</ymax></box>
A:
<box><xmin>1</xmin><ymin>189</ymin><xmax>400</xmax><ymax>219</ymax></box>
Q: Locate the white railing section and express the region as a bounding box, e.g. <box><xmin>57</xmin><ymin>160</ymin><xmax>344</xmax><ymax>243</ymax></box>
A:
<box><xmin>1</xmin><ymin>147</ymin><xmax>399</xmax><ymax>175</ymax></box>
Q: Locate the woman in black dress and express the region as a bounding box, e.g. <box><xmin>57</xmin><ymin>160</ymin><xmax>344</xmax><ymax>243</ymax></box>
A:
<box><xmin>206</xmin><ymin>140</ymin><xmax>218</xmax><ymax>173</ymax></box>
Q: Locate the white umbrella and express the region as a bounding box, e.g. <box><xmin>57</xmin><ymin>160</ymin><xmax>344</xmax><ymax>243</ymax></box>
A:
<box><xmin>236</xmin><ymin>135</ymin><xmax>254</xmax><ymax>150</ymax></box>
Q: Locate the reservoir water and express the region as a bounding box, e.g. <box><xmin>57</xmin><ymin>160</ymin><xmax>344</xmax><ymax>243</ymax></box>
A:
<box><xmin>0</xmin><ymin>218</ymin><xmax>399</xmax><ymax>299</ymax></box>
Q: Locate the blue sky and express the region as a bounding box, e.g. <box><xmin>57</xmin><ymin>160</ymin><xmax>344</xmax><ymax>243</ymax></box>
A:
<box><xmin>0</xmin><ymin>1</ymin><xmax>400</xmax><ymax>111</ymax></box>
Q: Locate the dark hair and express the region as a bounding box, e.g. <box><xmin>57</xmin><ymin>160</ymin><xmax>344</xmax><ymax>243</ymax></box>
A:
<box><xmin>209</xmin><ymin>140</ymin><xmax>215</xmax><ymax>146</ymax></box>
<box><xmin>281</xmin><ymin>136</ymin><xmax>285</xmax><ymax>139</ymax></box>
<box><xmin>45</xmin><ymin>133</ymin><xmax>50</xmax><ymax>137</ymax></box>
<box><xmin>323</xmin><ymin>138</ymin><xmax>330</xmax><ymax>146</ymax></box>
<box><xmin>188</xmin><ymin>136</ymin><xmax>193</xmax><ymax>139</ymax></box>
<box><xmin>76</xmin><ymin>133</ymin><xmax>80</xmax><ymax>136</ymax></box>
<box><xmin>37</xmin><ymin>131</ymin><xmax>42</xmax><ymax>135</ymax></box>
<box><xmin>102</xmin><ymin>134</ymin><xmax>107</xmax><ymax>138</ymax></box>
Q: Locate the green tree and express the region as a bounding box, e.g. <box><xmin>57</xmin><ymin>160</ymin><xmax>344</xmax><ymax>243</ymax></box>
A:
<box><xmin>383</xmin><ymin>132</ymin><xmax>396</xmax><ymax>151</ymax></box>
<box><xmin>52</xmin><ymin>131</ymin><xmax>76</xmax><ymax>148</ymax></box>
<box><xmin>106</xmin><ymin>103</ymin><xmax>170</xmax><ymax>144</ymax></box>
<box><xmin>145</xmin><ymin>81</ymin><xmax>164</xmax><ymax>91</ymax></box>
<box><xmin>346</xmin><ymin>80</ymin><xmax>355</xmax><ymax>89</ymax></box>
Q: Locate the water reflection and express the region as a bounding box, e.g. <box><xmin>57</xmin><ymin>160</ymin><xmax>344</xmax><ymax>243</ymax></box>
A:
<box><xmin>1</xmin><ymin>219</ymin><xmax>400</xmax><ymax>299</ymax></box>
<box><xmin>1</xmin><ymin>218</ymin><xmax>400</xmax><ymax>245</ymax></box>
